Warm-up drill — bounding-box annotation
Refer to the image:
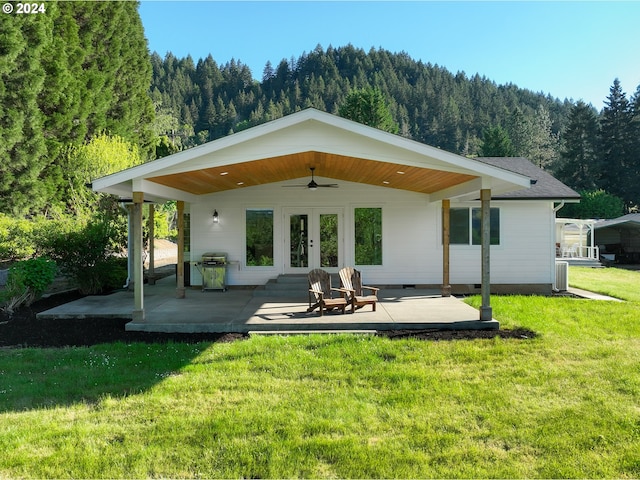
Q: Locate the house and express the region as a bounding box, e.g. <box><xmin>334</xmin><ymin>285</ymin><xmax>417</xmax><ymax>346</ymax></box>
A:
<box><xmin>92</xmin><ymin>108</ymin><xmax>580</xmax><ymax>322</ymax></box>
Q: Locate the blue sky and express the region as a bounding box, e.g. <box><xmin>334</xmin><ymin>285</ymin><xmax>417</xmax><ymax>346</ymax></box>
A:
<box><xmin>139</xmin><ymin>1</ymin><xmax>640</xmax><ymax>109</ymax></box>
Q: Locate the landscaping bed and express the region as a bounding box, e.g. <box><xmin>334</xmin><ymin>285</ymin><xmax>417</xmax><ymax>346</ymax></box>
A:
<box><xmin>1</xmin><ymin>291</ymin><xmax>535</xmax><ymax>348</ymax></box>
<box><xmin>0</xmin><ymin>291</ymin><xmax>245</xmax><ymax>348</ymax></box>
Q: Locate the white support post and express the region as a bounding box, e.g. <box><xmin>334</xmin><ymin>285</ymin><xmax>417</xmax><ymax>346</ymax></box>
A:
<box><xmin>176</xmin><ymin>200</ymin><xmax>185</xmax><ymax>299</ymax></box>
<box><xmin>132</xmin><ymin>192</ymin><xmax>145</xmax><ymax>322</ymax></box>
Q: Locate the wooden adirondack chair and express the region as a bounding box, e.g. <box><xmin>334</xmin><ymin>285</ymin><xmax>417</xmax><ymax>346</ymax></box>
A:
<box><xmin>339</xmin><ymin>267</ymin><xmax>379</xmax><ymax>313</ymax></box>
<box><xmin>307</xmin><ymin>268</ymin><xmax>348</xmax><ymax>316</ymax></box>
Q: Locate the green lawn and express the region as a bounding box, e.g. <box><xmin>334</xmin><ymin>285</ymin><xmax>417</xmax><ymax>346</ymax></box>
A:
<box><xmin>570</xmin><ymin>265</ymin><xmax>640</xmax><ymax>302</ymax></box>
<box><xmin>1</xmin><ymin>269</ymin><xmax>639</xmax><ymax>478</ymax></box>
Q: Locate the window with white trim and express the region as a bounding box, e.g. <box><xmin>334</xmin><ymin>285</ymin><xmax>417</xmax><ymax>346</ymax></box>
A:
<box><xmin>354</xmin><ymin>207</ymin><xmax>382</xmax><ymax>265</ymax></box>
<box><xmin>246</xmin><ymin>209</ymin><xmax>274</xmax><ymax>266</ymax></box>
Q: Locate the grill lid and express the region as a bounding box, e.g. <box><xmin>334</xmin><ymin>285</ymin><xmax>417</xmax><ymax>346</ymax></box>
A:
<box><xmin>202</xmin><ymin>252</ymin><xmax>227</xmax><ymax>264</ymax></box>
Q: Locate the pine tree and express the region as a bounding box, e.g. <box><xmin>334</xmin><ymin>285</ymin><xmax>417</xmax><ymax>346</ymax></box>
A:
<box><xmin>628</xmin><ymin>84</ymin><xmax>640</xmax><ymax>209</ymax></box>
<box><xmin>338</xmin><ymin>87</ymin><xmax>399</xmax><ymax>133</ymax></box>
<box><xmin>480</xmin><ymin>126</ymin><xmax>515</xmax><ymax>157</ymax></box>
<box><xmin>528</xmin><ymin>105</ymin><xmax>559</xmax><ymax>169</ymax></box>
<box><xmin>599</xmin><ymin>79</ymin><xmax>634</xmax><ymax>209</ymax></box>
<box><xmin>1</xmin><ymin>1</ymin><xmax>156</xmax><ymax>215</ymax></box>
<box><xmin>0</xmin><ymin>12</ymin><xmax>50</xmax><ymax>214</ymax></box>
<box><xmin>554</xmin><ymin>101</ymin><xmax>599</xmax><ymax>191</ymax></box>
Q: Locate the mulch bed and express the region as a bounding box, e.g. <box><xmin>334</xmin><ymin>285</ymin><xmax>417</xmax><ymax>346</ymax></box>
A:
<box><xmin>1</xmin><ymin>291</ymin><xmax>536</xmax><ymax>348</ymax></box>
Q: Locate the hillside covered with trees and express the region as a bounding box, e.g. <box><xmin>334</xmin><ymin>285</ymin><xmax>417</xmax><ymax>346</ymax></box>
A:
<box><xmin>150</xmin><ymin>45</ymin><xmax>570</xmax><ymax>161</ymax></box>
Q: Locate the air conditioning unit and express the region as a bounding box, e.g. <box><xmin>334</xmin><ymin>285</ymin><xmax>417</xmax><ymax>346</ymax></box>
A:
<box><xmin>555</xmin><ymin>261</ymin><xmax>569</xmax><ymax>291</ymax></box>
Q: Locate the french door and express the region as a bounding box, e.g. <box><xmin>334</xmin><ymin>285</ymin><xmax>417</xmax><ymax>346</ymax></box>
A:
<box><xmin>284</xmin><ymin>208</ymin><xmax>343</xmax><ymax>273</ymax></box>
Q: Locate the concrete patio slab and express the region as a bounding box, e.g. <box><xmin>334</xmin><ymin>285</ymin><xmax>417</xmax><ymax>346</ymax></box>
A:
<box><xmin>38</xmin><ymin>275</ymin><xmax>499</xmax><ymax>333</ymax></box>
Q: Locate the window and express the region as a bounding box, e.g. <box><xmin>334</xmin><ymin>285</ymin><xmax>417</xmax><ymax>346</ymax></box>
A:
<box><xmin>449</xmin><ymin>207</ymin><xmax>500</xmax><ymax>245</ymax></box>
<box><xmin>354</xmin><ymin>207</ymin><xmax>382</xmax><ymax>265</ymax></box>
<box><xmin>246</xmin><ymin>209</ymin><xmax>274</xmax><ymax>266</ymax></box>
<box><xmin>450</xmin><ymin>208</ymin><xmax>470</xmax><ymax>244</ymax></box>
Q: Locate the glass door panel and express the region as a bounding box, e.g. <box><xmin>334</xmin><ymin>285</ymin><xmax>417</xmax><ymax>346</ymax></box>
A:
<box><xmin>284</xmin><ymin>209</ymin><xmax>342</xmax><ymax>272</ymax></box>
<box><xmin>319</xmin><ymin>213</ymin><xmax>338</xmax><ymax>267</ymax></box>
<box><xmin>289</xmin><ymin>214</ymin><xmax>308</xmax><ymax>268</ymax></box>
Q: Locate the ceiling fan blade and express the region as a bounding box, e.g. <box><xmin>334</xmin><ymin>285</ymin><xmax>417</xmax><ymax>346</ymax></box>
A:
<box><xmin>281</xmin><ymin>167</ymin><xmax>339</xmax><ymax>188</ymax></box>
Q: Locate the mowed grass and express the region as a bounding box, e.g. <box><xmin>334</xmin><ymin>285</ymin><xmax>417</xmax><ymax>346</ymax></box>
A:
<box><xmin>1</xmin><ymin>269</ymin><xmax>639</xmax><ymax>478</ymax></box>
<box><xmin>570</xmin><ymin>265</ymin><xmax>640</xmax><ymax>302</ymax></box>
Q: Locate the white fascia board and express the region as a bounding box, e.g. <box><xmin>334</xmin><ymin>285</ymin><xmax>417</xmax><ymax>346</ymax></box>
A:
<box><xmin>134</xmin><ymin>179</ymin><xmax>199</xmax><ymax>203</ymax></box>
<box><xmin>93</xmin><ymin>179</ymin><xmax>197</xmax><ymax>203</ymax></box>
<box><xmin>429</xmin><ymin>178</ymin><xmax>484</xmax><ymax>202</ymax></box>
<box><xmin>94</xmin><ymin>182</ymin><xmax>135</xmax><ymax>198</ymax></box>
<box><xmin>430</xmin><ymin>176</ymin><xmax>530</xmax><ymax>203</ymax></box>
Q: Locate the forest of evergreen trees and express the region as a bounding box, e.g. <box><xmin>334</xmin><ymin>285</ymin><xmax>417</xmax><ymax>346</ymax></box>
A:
<box><xmin>149</xmin><ymin>45</ymin><xmax>572</xmax><ymax>159</ymax></box>
<box><xmin>2</xmin><ymin>3</ymin><xmax>640</xmax><ymax>218</ymax></box>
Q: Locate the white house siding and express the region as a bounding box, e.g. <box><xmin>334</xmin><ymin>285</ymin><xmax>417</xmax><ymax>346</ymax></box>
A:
<box><xmin>187</xmin><ymin>180</ymin><xmax>554</xmax><ymax>291</ymax></box>
<box><xmin>447</xmin><ymin>200</ymin><xmax>554</xmax><ymax>289</ymax></box>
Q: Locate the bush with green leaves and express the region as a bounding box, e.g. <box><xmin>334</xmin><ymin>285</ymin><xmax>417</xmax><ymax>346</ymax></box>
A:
<box><xmin>0</xmin><ymin>257</ymin><xmax>57</xmax><ymax>314</ymax></box>
<box><xmin>45</xmin><ymin>217</ymin><xmax>125</xmax><ymax>295</ymax></box>
<box><xmin>558</xmin><ymin>189</ymin><xmax>625</xmax><ymax>219</ymax></box>
<box><xmin>0</xmin><ymin>214</ymin><xmax>86</xmax><ymax>263</ymax></box>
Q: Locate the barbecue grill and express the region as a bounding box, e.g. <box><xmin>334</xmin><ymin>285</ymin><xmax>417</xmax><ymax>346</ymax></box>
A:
<box><xmin>200</xmin><ymin>252</ymin><xmax>227</xmax><ymax>291</ymax></box>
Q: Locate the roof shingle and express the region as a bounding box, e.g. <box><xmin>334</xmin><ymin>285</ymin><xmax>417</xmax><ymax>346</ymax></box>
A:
<box><xmin>475</xmin><ymin>157</ymin><xmax>581</xmax><ymax>200</ymax></box>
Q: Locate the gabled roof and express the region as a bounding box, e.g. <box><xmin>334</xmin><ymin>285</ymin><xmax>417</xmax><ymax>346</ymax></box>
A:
<box><xmin>92</xmin><ymin>108</ymin><xmax>533</xmax><ymax>202</ymax></box>
<box><xmin>475</xmin><ymin>157</ymin><xmax>581</xmax><ymax>201</ymax></box>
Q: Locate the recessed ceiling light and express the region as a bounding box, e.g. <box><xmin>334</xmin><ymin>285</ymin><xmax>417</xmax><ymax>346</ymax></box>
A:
<box><xmin>236</xmin><ymin>182</ymin><xmax>244</xmax><ymax>185</ymax></box>
<box><xmin>383</xmin><ymin>181</ymin><xmax>390</xmax><ymax>184</ymax></box>
<box><xmin>220</xmin><ymin>172</ymin><xmax>229</xmax><ymax>176</ymax></box>
<box><xmin>396</xmin><ymin>171</ymin><xmax>405</xmax><ymax>175</ymax></box>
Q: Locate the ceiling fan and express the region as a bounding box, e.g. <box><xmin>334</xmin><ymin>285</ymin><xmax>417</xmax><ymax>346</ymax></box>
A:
<box><xmin>283</xmin><ymin>167</ymin><xmax>338</xmax><ymax>190</ymax></box>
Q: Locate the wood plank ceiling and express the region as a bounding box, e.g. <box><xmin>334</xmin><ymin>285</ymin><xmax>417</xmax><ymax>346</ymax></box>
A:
<box><xmin>148</xmin><ymin>151</ymin><xmax>478</xmax><ymax>195</ymax></box>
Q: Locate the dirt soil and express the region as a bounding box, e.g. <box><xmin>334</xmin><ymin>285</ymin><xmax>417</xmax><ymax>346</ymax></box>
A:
<box><xmin>0</xmin><ymin>291</ymin><xmax>536</xmax><ymax>348</ymax></box>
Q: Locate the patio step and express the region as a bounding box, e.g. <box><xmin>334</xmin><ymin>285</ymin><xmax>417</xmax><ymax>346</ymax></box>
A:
<box><xmin>249</xmin><ymin>330</ymin><xmax>377</xmax><ymax>336</ymax></box>
<box><xmin>253</xmin><ymin>274</ymin><xmax>339</xmax><ymax>298</ymax></box>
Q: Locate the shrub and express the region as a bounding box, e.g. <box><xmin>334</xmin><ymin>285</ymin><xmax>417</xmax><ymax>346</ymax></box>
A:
<box><xmin>45</xmin><ymin>218</ymin><xmax>122</xmax><ymax>295</ymax></box>
<box><xmin>92</xmin><ymin>257</ymin><xmax>128</xmax><ymax>292</ymax></box>
<box><xmin>0</xmin><ymin>214</ymin><xmax>81</xmax><ymax>262</ymax></box>
<box><xmin>0</xmin><ymin>214</ymin><xmax>37</xmax><ymax>261</ymax></box>
<box><xmin>0</xmin><ymin>257</ymin><xmax>57</xmax><ymax>314</ymax></box>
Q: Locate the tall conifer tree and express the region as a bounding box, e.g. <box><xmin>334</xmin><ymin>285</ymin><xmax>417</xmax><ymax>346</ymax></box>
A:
<box><xmin>0</xmin><ymin>12</ymin><xmax>50</xmax><ymax>214</ymax></box>
<box><xmin>599</xmin><ymin>79</ymin><xmax>634</xmax><ymax>209</ymax></box>
<box><xmin>554</xmin><ymin>101</ymin><xmax>599</xmax><ymax>191</ymax></box>
<box><xmin>0</xmin><ymin>1</ymin><xmax>155</xmax><ymax>215</ymax></box>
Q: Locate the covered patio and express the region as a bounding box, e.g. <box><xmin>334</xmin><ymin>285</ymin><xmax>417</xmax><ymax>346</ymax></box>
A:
<box><xmin>556</xmin><ymin>218</ymin><xmax>599</xmax><ymax>264</ymax></box>
<box><xmin>90</xmin><ymin>109</ymin><xmax>546</xmax><ymax>330</ymax></box>
<box><xmin>37</xmin><ymin>274</ymin><xmax>498</xmax><ymax>333</ymax></box>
